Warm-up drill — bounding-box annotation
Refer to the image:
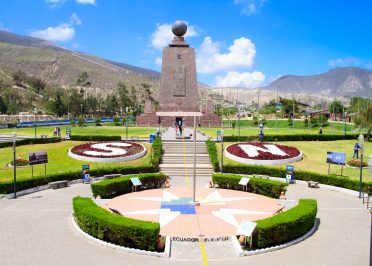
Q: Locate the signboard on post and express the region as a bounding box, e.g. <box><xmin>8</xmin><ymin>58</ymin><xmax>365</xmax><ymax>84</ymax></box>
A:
<box><xmin>65</xmin><ymin>128</ymin><xmax>71</xmax><ymax>140</ymax></box>
<box><xmin>326</xmin><ymin>152</ymin><xmax>346</xmax><ymax>165</ymax></box>
<box><xmin>131</xmin><ymin>177</ymin><xmax>142</xmax><ymax>192</ymax></box>
<box><xmin>286</xmin><ymin>165</ymin><xmax>295</xmax><ymax>183</ymax></box>
<box><xmin>239</xmin><ymin>177</ymin><xmax>250</xmax><ymax>191</ymax></box>
<box><xmin>326</xmin><ymin>151</ymin><xmax>346</xmax><ymax>176</ymax></box>
<box><xmin>217</xmin><ymin>130</ymin><xmax>224</xmax><ymax>142</ymax></box>
<box><xmin>82</xmin><ymin>164</ymin><xmax>90</xmax><ymax>183</ymax></box>
<box><xmin>29</xmin><ymin>151</ymin><xmax>48</xmax><ymax>165</ymax></box>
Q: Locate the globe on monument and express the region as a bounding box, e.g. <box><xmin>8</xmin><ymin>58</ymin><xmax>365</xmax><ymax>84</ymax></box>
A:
<box><xmin>171</xmin><ymin>20</ymin><xmax>187</xmax><ymax>37</ymax></box>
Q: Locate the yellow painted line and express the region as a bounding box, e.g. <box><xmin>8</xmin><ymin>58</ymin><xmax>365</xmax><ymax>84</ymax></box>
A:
<box><xmin>199</xmin><ymin>238</ymin><xmax>209</xmax><ymax>266</ymax></box>
<box><xmin>181</xmin><ymin>137</ymin><xmax>190</xmax><ymax>188</ymax></box>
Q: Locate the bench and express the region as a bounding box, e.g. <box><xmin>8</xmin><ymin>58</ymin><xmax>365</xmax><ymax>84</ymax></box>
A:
<box><xmin>103</xmin><ymin>174</ymin><xmax>122</xmax><ymax>179</ymax></box>
<box><xmin>274</xmin><ymin>206</ymin><xmax>285</xmax><ymax>214</ymax></box>
<box><xmin>49</xmin><ymin>180</ymin><xmax>68</xmax><ymax>189</ymax></box>
<box><xmin>130</xmin><ymin>136</ymin><xmax>139</xmax><ymax>141</ymax></box>
<box><xmin>307</xmin><ymin>181</ymin><xmax>319</xmax><ymax>188</ymax></box>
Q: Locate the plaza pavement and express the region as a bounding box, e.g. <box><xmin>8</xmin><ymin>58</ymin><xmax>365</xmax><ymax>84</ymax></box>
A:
<box><xmin>0</xmin><ymin>180</ymin><xmax>370</xmax><ymax>265</ymax></box>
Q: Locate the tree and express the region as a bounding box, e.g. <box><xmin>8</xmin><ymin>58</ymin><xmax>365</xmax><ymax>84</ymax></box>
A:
<box><xmin>117</xmin><ymin>82</ymin><xmax>132</xmax><ymax>109</ymax></box>
<box><xmin>304</xmin><ymin>116</ymin><xmax>309</xmax><ymax>127</ymax></box>
<box><xmin>48</xmin><ymin>90</ymin><xmax>67</xmax><ymax>117</ymax></box>
<box><xmin>12</xmin><ymin>70</ymin><xmax>27</xmax><ymax>87</ymax></box>
<box><xmin>103</xmin><ymin>94</ymin><xmax>119</xmax><ymax>116</ymax></box>
<box><xmin>329</xmin><ymin>100</ymin><xmax>344</xmax><ymax>114</ymax></box>
<box><xmin>28</xmin><ymin>76</ymin><xmax>46</xmax><ymax>94</ymax></box>
<box><xmin>76</xmin><ymin>72</ymin><xmax>90</xmax><ymax>87</ymax></box>
<box><xmin>252</xmin><ymin>116</ymin><xmax>258</xmax><ymax>126</ymax></box>
<box><xmin>354</xmin><ymin>103</ymin><xmax>372</xmax><ymax>140</ymax></box>
<box><xmin>0</xmin><ymin>96</ymin><xmax>7</xmax><ymax>114</ymax></box>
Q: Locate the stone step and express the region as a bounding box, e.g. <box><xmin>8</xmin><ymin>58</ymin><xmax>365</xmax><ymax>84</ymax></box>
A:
<box><xmin>160</xmin><ymin>163</ymin><xmax>213</xmax><ymax>168</ymax></box>
<box><xmin>162</xmin><ymin>159</ymin><xmax>211</xmax><ymax>164</ymax></box>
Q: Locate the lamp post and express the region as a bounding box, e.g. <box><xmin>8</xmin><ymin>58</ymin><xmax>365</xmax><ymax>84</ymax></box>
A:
<box><xmin>80</xmin><ymin>103</ymin><xmax>83</xmax><ymax>117</ymax></box>
<box><xmin>33</xmin><ymin>107</ymin><xmax>37</xmax><ymax>139</ymax></box>
<box><xmin>12</xmin><ymin>132</ymin><xmax>17</xmax><ymax>199</ymax></box>
<box><xmin>125</xmin><ymin>106</ymin><xmax>129</xmax><ymax>141</ymax></box>
<box><xmin>358</xmin><ymin>134</ymin><xmax>364</xmax><ymax>198</ymax></box>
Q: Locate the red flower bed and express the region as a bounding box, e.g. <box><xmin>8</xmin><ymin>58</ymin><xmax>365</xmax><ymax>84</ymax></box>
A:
<box><xmin>70</xmin><ymin>142</ymin><xmax>144</xmax><ymax>158</ymax></box>
<box><xmin>226</xmin><ymin>142</ymin><xmax>301</xmax><ymax>160</ymax></box>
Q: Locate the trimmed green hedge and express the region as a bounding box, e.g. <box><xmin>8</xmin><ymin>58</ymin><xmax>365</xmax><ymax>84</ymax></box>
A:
<box><xmin>254</xmin><ymin>199</ymin><xmax>317</xmax><ymax>248</ymax></box>
<box><xmin>0</xmin><ymin>137</ymin><xmax>61</xmax><ymax>148</ymax></box>
<box><xmin>212</xmin><ymin>173</ymin><xmax>287</xmax><ymax>198</ymax></box>
<box><xmin>206</xmin><ymin>139</ymin><xmax>220</xmax><ymax>172</ymax></box>
<box><xmin>69</xmin><ymin>135</ymin><xmax>121</xmax><ymax>141</ymax></box>
<box><xmin>0</xmin><ymin>165</ymin><xmax>156</xmax><ymax>194</ymax></box>
<box><xmin>223</xmin><ymin>133</ymin><xmax>362</xmax><ymax>142</ymax></box>
<box><xmin>91</xmin><ymin>173</ymin><xmax>167</xmax><ymax>199</ymax></box>
<box><xmin>73</xmin><ymin>197</ymin><xmax>159</xmax><ymax>251</ymax></box>
<box><xmin>223</xmin><ymin>164</ymin><xmax>372</xmax><ymax>192</ymax></box>
<box><xmin>150</xmin><ymin>136</ymin><xmax>162</xmax><ymax>171</ymax></box>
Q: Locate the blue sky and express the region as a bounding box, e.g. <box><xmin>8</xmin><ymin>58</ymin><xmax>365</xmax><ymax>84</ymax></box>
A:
<box><xmin>0</xmin><ymin>0</ymin><xmax>371</xmax><ymax>87</ymax></box>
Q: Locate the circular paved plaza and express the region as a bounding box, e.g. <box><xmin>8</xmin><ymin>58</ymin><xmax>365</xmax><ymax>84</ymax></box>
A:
<box><xmin>105</xmin><ymin>187</ymin><xmax>281</xmax><ymax>237</ymax></box>
<box><xmin>0</xmin><ymin>181</ymin><xmax>370</xmax><ymax>265</ymax></box>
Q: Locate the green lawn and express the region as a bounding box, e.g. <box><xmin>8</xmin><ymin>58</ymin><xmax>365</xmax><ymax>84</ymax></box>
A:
<box><xmin>217</xmin><ymin>140</ymin><xmax>372</xmax><ymax>182</ymax></box>
<box><xmin>0</xmin><ymin>141</ymin><xmax>152</xmax><ymax>183</ymax></box>
<box><xmin>0</xmin><ymin>126</ymin><xmax>157</xmax><ymax>138</ymax></box>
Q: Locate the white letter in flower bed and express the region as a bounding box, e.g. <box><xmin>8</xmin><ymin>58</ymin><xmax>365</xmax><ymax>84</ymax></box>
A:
<box><xmin>239</xmin><ymin>144</ymin><xmax>287</xmax><ymax>158</ymax></box>
<box><xmin>83</xmin><ymin>142</ymin><xmax>132</xmax><ymax>157</ymax></box>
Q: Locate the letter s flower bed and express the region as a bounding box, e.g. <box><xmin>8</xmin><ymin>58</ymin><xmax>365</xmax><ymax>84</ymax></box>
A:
<box><xmin>73</xmin><ymin>197</ymin><xmax>160</xmax><ymax>251</ymax></box>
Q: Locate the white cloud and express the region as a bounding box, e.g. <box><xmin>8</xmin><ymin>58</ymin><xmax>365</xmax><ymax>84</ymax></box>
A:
<box><xmin>0</xmin><ymin>22</ymin><xmax>11</xmax><ymax>32</ymax></box>
<box><xmin>234</xmin><ymin>0</ymin><xmax>266</xmax><ymax>15</ymax></box>
<box><xmin>215</xmin><ymin>71</ymin><xmax>265</xmax><ymax>87</ymax></box>
<box><xmin>328</xmin><ymin>57</ymin><xmax>361</xmax><ymax>67</ymax></box>
<box><xmin>30</xmin><ymin>24</ymin><xmax>75</xmax><ymax>41</ymax></box>
<box><xmin>196</xmin><ymin>37</ymin><xmax>256</xmax><ymax>74</ymax></box>
<box><xmin>77</xmin><ymin>0</ymin><xmax>96</xmax><ymax>5</ymax></box>
<box><xmin>45</xmin><ymin>0</ymin><xmax>66</xmax><ymax>8</ymax></box>
<box><xmin>150</xmin><ymin>23</ymin><xmax>198</xmax><ymax>50</ymax></box>
<box><xmin>155</xmin><ymin>57</ymin><xmax>162</xmax><ymax>66</ymax></box>
<box><xmin>30</xmin><ymin>13</ymin><xmax>81</xmax><ymax>42</ymax></box>
<box><xmin>70</xmin><ymin>13</ymin><xmax>82</xmax><ymax>25</ymax></box>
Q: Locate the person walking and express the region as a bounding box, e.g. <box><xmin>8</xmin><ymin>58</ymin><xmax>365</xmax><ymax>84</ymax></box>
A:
<box><xmin>352</xmin><ymin>142</ymin><xmax>361</xmax><ymax>158</ymax></box>
<box><xmin>319</xmin><ymin>127</ymin><xmax>323</xmax><ymax>134</ymax></box>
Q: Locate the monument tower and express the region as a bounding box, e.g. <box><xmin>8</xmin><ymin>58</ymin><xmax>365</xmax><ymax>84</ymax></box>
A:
<box><xmin>137</xmin><ymin>21</ymin><xmax>221</xmax><ymax>127</ymax></box>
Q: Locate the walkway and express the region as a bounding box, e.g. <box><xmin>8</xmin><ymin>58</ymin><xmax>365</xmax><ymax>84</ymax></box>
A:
<box><xmin>0</xmin><ymin>182</ymin><xmax>370</xmax><ymax>265</ymax></box>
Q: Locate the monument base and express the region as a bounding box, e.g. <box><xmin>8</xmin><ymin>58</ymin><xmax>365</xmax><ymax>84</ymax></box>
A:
<box><xmin>136</xmin><ymin>114</ymin><xmax>222</xmax><ymax>127</ymax></box>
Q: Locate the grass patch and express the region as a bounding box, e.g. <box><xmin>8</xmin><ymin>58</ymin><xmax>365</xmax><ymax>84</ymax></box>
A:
<box><xmin>218</xmin><ymin>139</ymin><xmax>372</xmax><ymax>182</ymax></box>
<box><xmin>0</xmin><ymin>141</ymin><xmax>152</xmax><ymax>184</ymax></box>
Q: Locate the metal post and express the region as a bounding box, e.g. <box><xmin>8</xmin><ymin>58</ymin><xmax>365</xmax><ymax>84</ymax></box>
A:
<box><xmin>238</xmin><ymin>107</ymin><xmax>241</xmax><ymax>139</ymax></box>
<box><xmin>370</xmin><ymin>209</ymin><xmax>372</xmax><ymax>266</ymax></box>
<box><xmin>126</xmin><ymin>107</ymin><xmax>129</xmax><ymax>141</ymax></box>
<box><xmin>12</xmin><ymin>132</ymin><xmax>17</xmax><ymax>199</ymax></box>
<box><xmin>193</xmin><ymin>115</ymin><xmax>196</xmax><ymax>203</ymax></box>
<box><xmin>359</xmin><ymin>134</ymin><xmax>364</xmax><ymax>198</ymax></box>
<box><xmin>292</xmin><ymin>91</ymin><xmax>295</xmax><ymax>132</ymax></box>
<box><xmin>34</xmin><ymin>121</ymin><xmax>36</xmax><ymax>139</ymax></box>
<box><xmin>221</xmin><ymin>131</ymin><xmax>224</xmax><ymax>172</ymax></box>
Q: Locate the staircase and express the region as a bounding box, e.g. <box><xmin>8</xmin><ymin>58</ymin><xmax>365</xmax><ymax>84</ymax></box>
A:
<box><xmin>160</xmin><ymin>141</ymin><xmax>214</xmax><ymax>187</ymax></box>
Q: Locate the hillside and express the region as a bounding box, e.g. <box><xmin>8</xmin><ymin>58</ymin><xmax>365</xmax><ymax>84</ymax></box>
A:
<box><xmin>260</xmin><ymin>67</ymin><xmax>372</xmax><ymax>97</ymax></box>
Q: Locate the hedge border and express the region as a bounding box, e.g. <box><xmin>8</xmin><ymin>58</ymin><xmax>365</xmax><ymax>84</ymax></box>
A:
<box><xmin>91</xmin><ymin>173</ymin><xmax>167</xmax><ymax>198</ymax></box>
<box><xmin>73</xmin><ymin>197</ymin><xmax>160</xmax><ymax>251</ymax></box>
<box><xmin>206</xmin><ymin>139</ymin><xmax>220</xmax><ymax>172</ymax></box>
<box><xmin>0</xmin><ymin>165</ymin><xmax>156</xmax><ymax>194</ymax></box>
<box><xmin>0</xmin><ymin>137</ymin><xmax>61</xmax><ymax>148</ymax></box>
<box><xmin>222</xmin><ymin>164</ymin><xmax>372</xmax><ymax>192</ymax></box>
<box><xmin>212</xmin><ymin>173</ymin><xmax>287</xmax><ymax>198</ymax></box>
<box><xmin>150</xmin><ymin>136</ymin><xmax>162</xmax><ymax>172</ymax></box>
<box><xmin>69</xmin><ymin>135</ymin><xmax>121</xmax><ymax>141</ymax></box>
<box><xmin>223</xmin><ymin>133</ymin><xmax>363</xmax><ymax>142</ymax></box>
<box><xmin>253</xmin><ymin>199</ymin><xmax>317</xmax><ymax>249</ymax></box>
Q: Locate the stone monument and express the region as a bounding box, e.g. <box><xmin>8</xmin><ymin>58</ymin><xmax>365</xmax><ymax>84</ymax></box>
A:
<box><xmin>137</xmin><ymin>20</ymin><xmax>221</xmax><ymax>127</ymax></box>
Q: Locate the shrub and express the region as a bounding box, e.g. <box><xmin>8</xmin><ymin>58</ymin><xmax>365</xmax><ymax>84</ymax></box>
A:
<box><xmin>91</xmin><ymin>173</ymin><xmax>167</xmax><ymax>198</ymax></box>
<box><xmin>0</xmin><ymin>137</ymin><xmax>61</xmax><ymax>148</ymax></box>
<box><xmin>8</xmin><ymin>157</ymin><xmax>29</xmax><ymax>167</ymax></box>
<box><xmin>222</xmin><ymin>133</ymin><xmax>361</xmax><ymax>142</ymax></box>
<box><xmin>304</xmin><ymin>117</ymin><xmax>309</xmax><ymax>127</ymax></box>
<box><xmin>310</xmin><ymin>117</ymin><xmax>318</xmax><ymax>127</ymax></box>
<box><xmin>95</xmin><ymin>118</ymin><xmax>102</xmax><ymax>126</ymax></box>
<box><xmin>347</xmin><ymin>159</ymin><xmax>368</xmax><ymax>168</ymax></box>
<box><xmin>78</xmin><ymin>117</ymin><xmax>85</xmax><ymax>127</ymax></box>
<box><xmin>0</xmin><ymin>165</ymin><xmax>156</xmax><ymax>194</ymax></box>
<box><xmin>288</xmin><ymin>117</ymin><xmax>293</xmax><ymax>126</ymax></box>
<box><xmin>70</xmin><ymin>120</ymin><xmax>76</xmax><ymax>127</ymax></box>
<box><xmin>113</xmin><ymin>116</ymin><xmax>120</xmax><ymax>126</ymax></box>
<box><xmin>206</xmin><ymin>139</ymin><xmax>220</xmax><ymax>172</ymax></box>
<box><xmin>69</xmin><ymin>135</ymin><xmax>121</xmax><ymax>141</ymax></box>
<box><xmin>212</xmin><ymin>173</ymin><xmax>287</xmax><ymax>198</ymax></box>
<box><xmin>150</xmin><ymin>136</ymin><xmax>162</xmax><ymax>171</ymax></box>
<box><xmin>73</xmin><ymin>197</ymin><xmax>159</xmax><ymax>251</ymax></box>
<box><xmin>254</xmin><ymin>199</ymin><xmax>317</xmax><ymax>248</ymax></box>
<box><xmin>252</xmin><ymin>116</ymin><xmax>258</xmax><ymax>126</ymax></box>
<box><xmin>223</xmin><ymin>164</ymin><xmax>372</xmax><ymax>192</ymax></box>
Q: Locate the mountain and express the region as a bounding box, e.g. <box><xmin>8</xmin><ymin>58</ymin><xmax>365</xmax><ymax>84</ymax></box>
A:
<box><xmin>261</xmin><ymin>67</ymin><xmax>372</xmax><ymax>97</ymax></box>
<box><xmin>0</xmin><ymin>30</ymin><xmax>160</xmax><ymax>96</ymax></box>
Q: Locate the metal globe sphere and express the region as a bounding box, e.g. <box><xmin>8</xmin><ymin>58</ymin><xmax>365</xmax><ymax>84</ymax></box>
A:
<box><xmin>171</xmin><ymin>21</ymin><xmax>187</xmax><ymax>37</ymax></box>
